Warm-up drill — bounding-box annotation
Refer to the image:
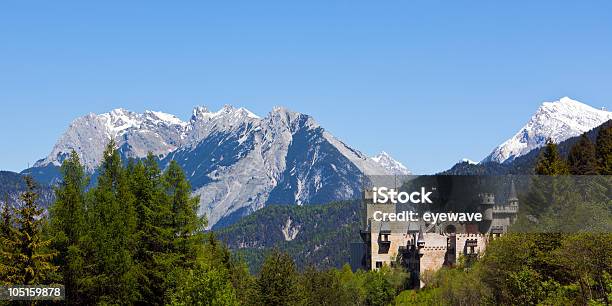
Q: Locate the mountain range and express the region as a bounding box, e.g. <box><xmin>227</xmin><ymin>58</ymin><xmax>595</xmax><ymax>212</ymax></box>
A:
<box><xmin>2</xmin><ymin>95</ymin><xmax>609</xmax><ymax>272</ymax></box>
<box><xmin>21</xmin><ymin>105</ymin><xmax>409</xmax><ymax>227</ymax></box>
<box><xmin>5</xmin><ymin>96</ymin><xmax>610</xmax><ymax>227</ymax></box>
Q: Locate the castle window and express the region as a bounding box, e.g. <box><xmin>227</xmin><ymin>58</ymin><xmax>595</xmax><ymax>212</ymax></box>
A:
<box><xmin>376</xmin><ymin>261</ymin><xmax>383</xmax><ymax>269</ymax></box>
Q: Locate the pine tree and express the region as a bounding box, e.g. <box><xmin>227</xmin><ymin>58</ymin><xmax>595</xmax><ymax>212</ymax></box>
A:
<box><xmin>0</xmin><ymin>196</ymin><xmax>18</xmax><ymax>285</ymax></box>
<box><xmin>567</xmin><ymin>134</ymin><xmax>599</xmax><ymax>175</ymax></box>
<box><xmin>163</xmin><ymin>160</ymin><xmax>206</xmax><ymax>268</ymax></box>
<box><xmin>523</xmin><ymin>139</ymin><xmax>571</xmax><ymax>221</ymax></box>
<box><xmin>2</xmin><ymin>177</ymin><xmax>57</xmax><ymax>285</ymax></box>
<box><xmin>49</xmin><ymin>150</ymin><xmax>88</xmax><ymax>304</ymax></box>
<box><xmin>85</xmin><ymin>141</ymin><xmax>138</xmax><ymax>304</ymax></box>
<box><xmin>0</xmin><ymin>195</ymin><xmax>11</xmax><ymax>237</ymax></box>
<box><xmin>595</xmin><ymin>123</ymin><xmax>612</xmax><ymax>174</ymax></box>
<box><xmin>129</xmin><ymin>153</ymin><xmax>176</xmax><ymax>305</ymax></box>
<box><xmin>534</xmin><ymin>139</ymin><xmax>570</xmax><ymax>175</ymax></box>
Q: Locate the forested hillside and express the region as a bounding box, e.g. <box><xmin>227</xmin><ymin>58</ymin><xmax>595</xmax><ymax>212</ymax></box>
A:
<box><xmin>0</xmin><ymin>171</ymin><xmax>54</xmax><ymax>207</ymax></box>
<box><xmin>217</xmin><ymin>200</ymin><xmax>363</xmax><ymax>272</ymax></box>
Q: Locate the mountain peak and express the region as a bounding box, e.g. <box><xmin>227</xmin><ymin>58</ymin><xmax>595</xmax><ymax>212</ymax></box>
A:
<box><xmin>144</xmin><ymin>110</ymin><xmax>186</xmax><ymax>126</ymax></box>
<box><xmin>191</xmin><ymin>105</ymin><xmax>259</xmax><ymax>121</ymax></box>
<box><xmin>370</xmin><ymin>151</ymin><xmax>411</xmax><ymax>175</ymax></box>
<box><xmin>191</xmin><ymin>105</ymin><xmax>210</xmax><ymax>120</ymax></box>
<box><xmin>559</xmin><ymin>96</ymin><xmax>578</xmax><ymax>104</ymax></box>
<box><xmin>461</xmin><ymin>158</ymin><xmax>478</xmax><ymax>165</ymax></box>
<box><xmin>483</xmin><ymin>97</ymin><xmax>612</xmax><ymax>163</ymax></box>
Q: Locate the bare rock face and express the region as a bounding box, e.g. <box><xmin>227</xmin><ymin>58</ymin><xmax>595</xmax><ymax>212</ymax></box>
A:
<box><xmin>34</xmin><ymin>108</ymin><xmax>188</xmax><ymax>171</ymax></box>
<box><xmin>27</xmin><ymin>105</ymin><xmax>408</xmax><ymax>227</ymax></box>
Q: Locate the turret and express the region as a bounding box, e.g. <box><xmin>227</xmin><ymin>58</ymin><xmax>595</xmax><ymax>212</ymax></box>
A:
<box><xmin>479</xmin><ymin>193</ymin><xmax>494</xmax><ymax>221</ymax></box>
<box><xmin>507</xmin><ymin>180</ymin><xmax>519</xmax><ymax>207</ymax></box>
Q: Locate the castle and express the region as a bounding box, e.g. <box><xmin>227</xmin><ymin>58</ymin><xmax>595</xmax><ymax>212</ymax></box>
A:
<box><xmin>352</xmin><ymin>179</ymin><xmax>519</xmax><ymax>288</ymax></box>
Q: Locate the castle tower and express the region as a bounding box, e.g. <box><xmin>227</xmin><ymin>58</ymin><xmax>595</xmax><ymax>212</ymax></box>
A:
<box><xmin>508</xmin><ymin>180</ymin><xmax>519</xmax><ymax>207</ymax></box>
<box><xmin>479</xmin><ymin>193</ymin><xmax>494</xmax><ymax>233</ymax></box>
<box><xmin>479</xmin><ymin>193</ymin><xmax>494</xmax><ymax>221</ymax></box>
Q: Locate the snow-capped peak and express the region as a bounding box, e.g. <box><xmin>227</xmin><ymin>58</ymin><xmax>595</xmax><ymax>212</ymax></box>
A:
<box><xmin>482</xmin><ymin>97</ymin><xmax>612</xmax><ymax>163</ymax></box>
<box><xmin>191</xmin><ymin>105</ymin><xmax>259</xmax><ymax>121</ymax></box>
<box><xmin>370</xmin><ymin>151</ymin><xmax>411</xmax><ymax>175</ymax></box>
<box><xmin>461</xmin><ymin>158</ymin><xmax>478</xmax><ymax>165</ymax></box>
<box><xmin>145</xmin><ymin>110</ymin><xmax>186</xmax><ymax>126</ymax></box>
<box><xmin>100</xmin><ymin>108</ymin><xmax>142</xmax><ymax>136</ymax></box>
<box><xmin>191</xmin><ymin>106</ymin><xmax>210</xmax><ymax>120</ymax></box>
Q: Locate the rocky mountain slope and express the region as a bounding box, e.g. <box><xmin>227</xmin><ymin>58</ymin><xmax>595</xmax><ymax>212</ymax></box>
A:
<box><xmin>482</xmin><ymin>97</ymin><xmax>611</xmax><ymax>164</ymax></box>
<box><xmin>23</xmin><ymin>105</ymin><xmax>407</xmax><ymax>227</ymax></box>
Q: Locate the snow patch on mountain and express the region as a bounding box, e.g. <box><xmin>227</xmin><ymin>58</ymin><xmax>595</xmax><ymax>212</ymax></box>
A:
<box><xmin>461</xmin><ymin>158</ymin><xmax>478</xmax><ymax>165</ymax></box>
<box><xmin>370</xmin><ymin>151</ymin><xmax>411</xmax><ymax>175</ymax></box>
<box><xmin>482</xmin><ymin>97</ymin><xmax>612</xmax><ymax>163</ymax></box>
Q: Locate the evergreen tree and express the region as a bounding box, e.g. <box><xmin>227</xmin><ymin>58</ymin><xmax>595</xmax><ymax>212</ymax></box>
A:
<box><xmin>0</xmin><ymin>196</ymin><xmax>18</xmax><ymax>285</ymax></box>
<box><xmin>84</xmin><ymin>141</ymin><xmax>138</xmax><ymax>304</ymax></box>
<box><xmin>0</xmin><ymin>195</ymin><xmax>11</xmax><ymax>238</ymax></box>
<box><xmin>49</xmin><ymin>150</ymin><xmax>88</xmax><ymax>303</ymax></box>
<box><xmin>568</xmin><ymin>134</ymin><xmax>599</xmax><ymax>175</ymax></box>
<box><xmin>129</xmin><ymin>153</ymin><xmax>176</xmax><ymax>305</ymax></box>
<box><xmin>596</xmin><ymin>123</ymin><xmax>612</xmax><ymax>174</ymax></box>
<box><xmin>164</xmin><ymin>160</ymin><xmax>206</xmax><ymax>267</ymax></box>
<box><xmin>522</xmin><ymin>139</ymin><xmax>573</xmax><ymax>224</ymax></box>
<box><xmin>256</xmin><ymin>249</ymin><xmax>301</xmax><ymax>306</ymax></box>
<box><xmin>2</xmin><ymin>177</ymin><xmax>57</xmax><ymax>285</ymax></box>
<box><xmin>534</xmin><ymin>139</ymin><xmax>569</xmax><ymax>175</ymax></box>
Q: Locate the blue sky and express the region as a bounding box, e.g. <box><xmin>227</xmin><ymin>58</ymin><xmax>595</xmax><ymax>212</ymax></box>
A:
<box><xmin>1</xmin><ymin>1</ymin><xmax>611</xmax><ymax>173</ymax></box>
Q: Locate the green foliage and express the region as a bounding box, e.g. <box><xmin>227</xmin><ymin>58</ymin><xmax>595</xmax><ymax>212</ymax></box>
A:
<box><xmin>2</xmin><ymin>130</ymin><xmax>610</xmax><ymax>305</ymax></box>
<box><xmin>164</xmin><ymin>160</ymin><xmax>207</xmax><ymax>267</ymax></box>
<box><xmin>0</xmin><ymin>196</ymin><xmax>17</xmax><ymax>285</ymax></box>
<box><xmin>49</xmin><ymin>150</ymin><xmax>88</xmax><ymax>303</ymax></box>
<box><xmin>300</xmin><ymin>267</ymin><xmax>351</xmax><ymax>305</ymax></box>
<box><xmin>38</xmin><ymin>142</ymin><xmax>233</xmax><ymax>305</ymax></box>
<box><xmin>535</xmin><ymin>139</ymin><xmax>570</xmax><ymax>175</ymax></box>
<box><xmin>363</xmin><ymin>269</ymin><xmax>397</xmax><ymax>306</ymax></box>
<box><xmin>596</xmin><ymin>123</ymin><xmax>612</xmax><ymax>174</ymax></box>
<box><xmin>255</xmin><ymin>249</ymin><xmax>301</xmax><ymax>306</ymax></box>
<box><xmin>168</xmin><ymin>262</ymin><xmax>239</xmax><ymax>306</ymax></box>
<box><xmin>395</xmin><ymin>233</ymin><xmax>611</xmax><ymax>306</ymax></box>
<box><xmin>0</xmin><ymin>176</ymin><xmax>57</xmax><ymax>285</ymax></box>
<box><xmin>568</xmin><ymin>133</ymin><xmax>599</xmax><ymax>175</ymax></box>
<box><xmin>394</xmin><ymin>288</ymin><xmax>442</xmax><ymax>305</ymax></box>
<box><xmin>82</xmin><ymin>141</ymin><xmax>140</xmax><ymax>304</ymax></box>
<box><xmin>218</xmin><ymin>200</ymin><xmax>363</xmax><ymax>272</ymax></box>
